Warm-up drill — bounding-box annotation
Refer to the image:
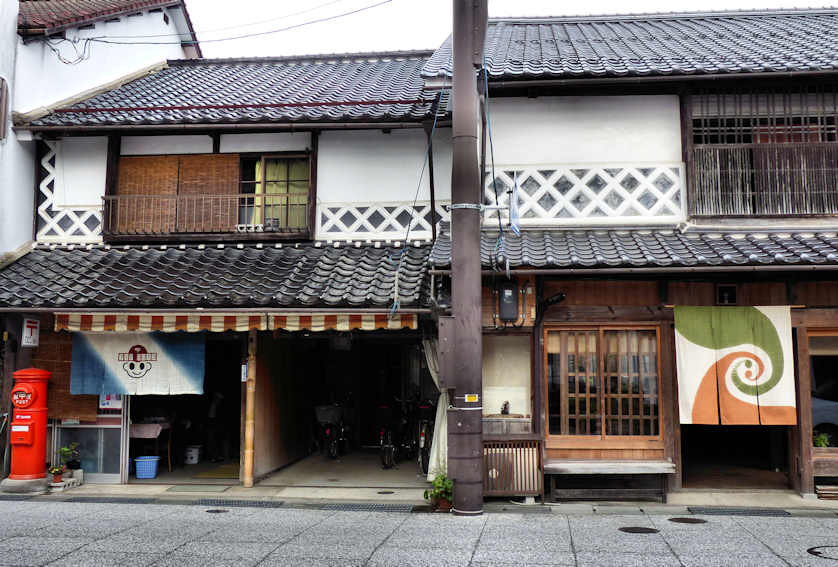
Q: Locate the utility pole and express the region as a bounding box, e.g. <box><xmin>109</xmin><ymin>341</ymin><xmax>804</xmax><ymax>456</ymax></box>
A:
<box><xmin>447</xmin><ymin>0</ymin><xmax>487</xmax><ymax>515</ymax></box>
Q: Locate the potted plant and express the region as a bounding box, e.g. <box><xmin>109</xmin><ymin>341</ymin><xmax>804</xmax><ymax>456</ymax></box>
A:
<box><xmin>814</xmin><ymin>430</ymin><xmax>831</xmax><ymax>448</ymax></box>
<box><xmin>48</xmin><ymin>464</ymin><xmax>66</xmax><ymax>483</ymax></box>
<box><xmin>59</xmin><ymin>442</ymin><xmax>81</xmax><ymax>470</ymax></box>
<box><xmin>424</xmin><ymin>474</ymin><xmax>453</xmax><ymax>512</ymax></box>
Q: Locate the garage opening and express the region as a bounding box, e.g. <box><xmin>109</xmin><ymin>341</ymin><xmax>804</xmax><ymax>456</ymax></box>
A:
<box><xmin>255</xmin><ymin>332</ymin><xmax>435</xmax><ymax>493</ymax></box>
<box><xmin>128</xmin><ymin>336</ymin><xmax>242</xmax><ymax>484</ymax></box>
<box><xmin>682</xmin><ymin>425</ymin><xmax>789</xmax><ymax>489</ymax></box>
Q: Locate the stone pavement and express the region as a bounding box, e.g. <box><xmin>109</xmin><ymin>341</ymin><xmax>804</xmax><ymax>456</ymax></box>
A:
<box><xmin>0</xmin><ymin>499</ymin><xmax>837</xmax><ymax>566</ymax></box>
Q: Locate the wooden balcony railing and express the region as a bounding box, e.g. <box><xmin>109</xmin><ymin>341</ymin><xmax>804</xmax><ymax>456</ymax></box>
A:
<box><xmin>689</xmin><ymin>142</ymin><xmax>838</xmax><ymax>217</ymax></box>
<box><xmin>102</xmin><ymin>194</ymin><xmax>309</xmax><ymax>236</ymax></box>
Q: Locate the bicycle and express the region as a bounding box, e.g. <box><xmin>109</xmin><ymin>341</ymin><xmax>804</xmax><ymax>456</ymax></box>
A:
<box><xmin>416</xmin><ymin>400</ymin><xmax>436</xmax><ymax>475</ymax></box>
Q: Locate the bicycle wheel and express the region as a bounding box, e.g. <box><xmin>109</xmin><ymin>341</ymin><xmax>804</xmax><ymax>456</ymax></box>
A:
<box><xmin>419</xmin><ymin>447</ymin><xmax>430</xmax><ymax>475</ymax></box>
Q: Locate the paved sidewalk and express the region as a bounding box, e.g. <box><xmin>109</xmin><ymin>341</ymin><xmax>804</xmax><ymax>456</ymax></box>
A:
<box><xmin>0</xmin><ymin>498</ymin><xmax>837</xmax><ymax>566</ymax></box>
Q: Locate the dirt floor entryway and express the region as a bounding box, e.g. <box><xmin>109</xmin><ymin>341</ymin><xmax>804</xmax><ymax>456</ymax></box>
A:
<box><xmin>682</xmin><ymin>425</ymin><xmax>789</xmax><ymax>489</ymax></box>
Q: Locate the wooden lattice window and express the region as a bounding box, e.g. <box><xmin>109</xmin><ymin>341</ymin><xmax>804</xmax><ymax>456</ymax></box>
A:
<box><xmin>546</xmin><ymin>327</ymin><xmax>660</xmax><ymax>438</ymax></box>
<box><xmin>688</xmin><ymin>85</ymin><xmax>838</xmax><ymax>217</ymax></box>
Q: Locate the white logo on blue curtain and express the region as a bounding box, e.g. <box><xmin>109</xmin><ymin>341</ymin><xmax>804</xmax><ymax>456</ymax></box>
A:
<box><xmin>71</xmin><ymin>332</ymin><xmax>205</xmax><ymax>395</ymax></box>
<box><xmin>119</xmin><ymin>345</ymin><xmax>157</xmax><ymax>378</ymax></box>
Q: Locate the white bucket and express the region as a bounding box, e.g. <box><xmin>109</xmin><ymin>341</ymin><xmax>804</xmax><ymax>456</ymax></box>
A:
<box><xmin>184</xmin><ymin>445</ymin><xmax>203</xmax><ymax>465</ymax></box>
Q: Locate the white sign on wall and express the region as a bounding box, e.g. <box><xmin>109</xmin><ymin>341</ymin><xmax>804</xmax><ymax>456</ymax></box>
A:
<box><xmin>21</xmin><ymin>319</ymin><xmax>39</xmax><ymax>347</ymax></box>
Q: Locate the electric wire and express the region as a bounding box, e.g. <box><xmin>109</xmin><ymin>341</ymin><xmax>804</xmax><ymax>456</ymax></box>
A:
<box><xmin>389</xmin><ymin>86</ymin><xmax>446</xmax><ymax>318</ymax></box>
<box><xmin>92</xmin><ymin>0</ymin><xmax>349</xmax><ymax>39</ymax></box>
<box><xmin>483</xmin><ymin>60</ymin><xmax>510</xmax><ymax>278</ymax></box>
<box><xmin>86</xmin><ymin>0</ymin><xmax>392</xmax><ymax>46</ymax></box>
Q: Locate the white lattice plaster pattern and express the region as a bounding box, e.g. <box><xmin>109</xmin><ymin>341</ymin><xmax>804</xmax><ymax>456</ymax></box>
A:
<box><xmin>37</xmin><ymin>141</ymin><xmax>102</xmax><ymax>243</ymax></box>
<box><xmin>317</xmin><ymin>201</ymin><xmax>450</xmax><ymax>241</ymax></box>
<box><xmin>483</xmin><ymin>164</ymin><xmax>685</xmax><ymax>227</ymax></box>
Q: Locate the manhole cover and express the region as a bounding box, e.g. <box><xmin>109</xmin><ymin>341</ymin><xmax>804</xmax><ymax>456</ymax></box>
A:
<box><xmin>669</xmin><ymin>517</ymin><xmax>707</xmax><ymax>524</ymax></box>
<box><xmin>205</xmin><ymin>509</ymin><xmax>228</xmax><ymax>514</ymax></box>
<box><xmin>808</xmin><ymin>546</ymin><xmax>838</xmax><ymax>560</ymax></box>
<box><xmin>618</xmin><ymin>527</ymin><xmax>659</xmax><ymax>534</ymax></box>
<box><xmin>377</xmin><ymin>491</ymin><xmax>394</xmax><ymax>495</ymax></box>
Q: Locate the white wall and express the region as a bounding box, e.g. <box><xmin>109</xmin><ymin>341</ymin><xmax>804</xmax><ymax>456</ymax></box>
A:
<box><xmin>317</xmin><ymin>127</ymin><xmax>452</xmax><ymax>204</ymax></box>
<box><xmin>54</xmin><ymin>137</ymin><xmax>107</xmax><ymax>208</ymax></box>
<box><xmin>220</xmin><ymin>132</ymin><xmax>311</xmax><ymax>153</ymax></box>
<box><xmin>14</xmin><ymin>10</ymin><xmax>185</xmax><ymax>114</ymax></box>
<box><xmin>483</xmin><ymin>335</ymin><xmax>532</xmax><ymax>417</ymax></box>
<box><xmin>488</xmin><ymin>95</ymin><xmax>682</xmax><ymax>165</ymax></box>
<box><xmin>0</xmin><ymin>0</ymin><xmax>35</xmax><ymax>255</ymax></box>
<box><xmin>121</xmin><ymin>135</ymin><xmax>212</xmax><ymax>155</ymax></box>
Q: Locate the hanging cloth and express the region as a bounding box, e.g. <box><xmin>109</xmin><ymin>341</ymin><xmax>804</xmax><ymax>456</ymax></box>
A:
<box><xmin>674</xmin><ymin>306</ymin><xmax>796</xmax><ymax>425</ymax></box>
<box><xmin>423</xmin><ymin>338</ymin><xmax>448</xmax><ymax>481</ymax></box>
<box><xmin>70</xmin><ymin>332</ymin><xmax>205</xmax><ymax>395</ymax></box>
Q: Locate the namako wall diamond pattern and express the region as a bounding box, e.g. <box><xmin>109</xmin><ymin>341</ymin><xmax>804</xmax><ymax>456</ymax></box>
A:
<box><xmin>483</xmin><ymin>165</ymin><xmax>685</xmax><ymax>227</ymax></box>
<box><xmin>317</xmin><ymin>201</ymin><xmax>449</xmax><ymax>240</ymax></box>
<box><xmin>36</xmin><ymin>141</ymin><xmax>103</xmax><ymax>243</ymax></box>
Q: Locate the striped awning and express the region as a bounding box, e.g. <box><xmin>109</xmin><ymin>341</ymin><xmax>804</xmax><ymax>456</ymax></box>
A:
<box><xmin>55</xmin><ymin>313</ymin><xmax>418</xmax><ymax>333</ymax></box>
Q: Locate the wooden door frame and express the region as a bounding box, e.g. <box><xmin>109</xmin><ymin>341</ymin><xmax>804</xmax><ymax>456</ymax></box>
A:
<box><xmin>541</xmin><ymin>323</ymin><xmax>665</xmax><ymax>452</ymax></box>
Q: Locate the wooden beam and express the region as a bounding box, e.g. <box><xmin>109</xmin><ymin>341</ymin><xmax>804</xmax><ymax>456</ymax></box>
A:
<box><xmin>795</xmin><ymin>327</ymin><xmax>814</xmax><ymax>495</ymax></box>
<box><xmin>242</xmin><ymin>328</ymin><xmax>257</xmax><ymax>488</ymax></box>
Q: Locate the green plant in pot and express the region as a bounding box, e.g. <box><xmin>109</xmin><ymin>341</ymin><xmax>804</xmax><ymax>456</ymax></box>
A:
<box><xmin>59</xmin><ymin>442</ymin><xmax>81</xmax><ymax>470</ymax></box>
<box><xmin>814</xmin><ymin>430</ymin><xmax>831</xmax><ymax>448</ymax></box>
<box><xmin>424</xmin><ymin>474</ymin><xmax>453</xmax><ymax>511</ymax></box>
<box><xmin>48</xmin><ymin>464</ymin><xmax>66</xmax><ymax>483</ymax></box>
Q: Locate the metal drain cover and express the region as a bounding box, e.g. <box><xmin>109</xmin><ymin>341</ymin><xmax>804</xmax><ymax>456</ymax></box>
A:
<box><xmin>688</xmin><ymin>507</ymin><xmax>790</xmax><ymax>517</ymax></box>
<box><xmin>195</xmin><ymin>499</ymin><xmax>284</xmax><ymax>508</ymax></box>
<box><xmin>808</xmin><ymin>546</ymin><xmax>838</xmax><ymax>560</ymax></box>
<box><xmin>65</xmin><ymin>497</ymin><xmax>156</xmax><ymax>505</ymax></box>
<box><xmin>669</xmin><ymin>517</ymin><xmax>707</xmax><ymax>524</ymax></box>
<box><xmin>205</xmin><ymin>509</ymin><xmax>228</xmax><ymax>514</ymax></box>
<box><xmin>618</xmin><ymin>527</ymin><xmax>659</xmax><ymax>534</ymax></box>
<box><xmin>377</xmin><ymin>491</ymin><xmax>395</xmax><ymax>495</ymax></box>
<box><xmin>321</xmin><ymin>503</ymin><xmax>414</xmax><ymax>513</ymax></box>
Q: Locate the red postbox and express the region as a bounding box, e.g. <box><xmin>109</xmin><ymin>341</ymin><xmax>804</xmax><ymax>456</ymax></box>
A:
<box><xmin>8</xmin><ymin>368</ymin><xmax>50</xmax><ymax>480</ymax></box>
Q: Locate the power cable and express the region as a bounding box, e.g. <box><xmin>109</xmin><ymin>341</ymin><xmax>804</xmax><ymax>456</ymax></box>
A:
<box><xmin>87</xmin><ymin>0</ymin><xmax>392</xmax><ymax>46</ymax></box>
<box><xmin>389</xmin><ymin>87</ymin><xmax>446</xmax><ymax>318</ymax></box>
<box><xmin>482</xmin><ymin>60</ymin><xmax>510</xmax><ymax>277</ymax></box>
<box><xmin>94</xmin><ymin>0</ymin><xmax>349</xmax><ymax>39</ymax></box>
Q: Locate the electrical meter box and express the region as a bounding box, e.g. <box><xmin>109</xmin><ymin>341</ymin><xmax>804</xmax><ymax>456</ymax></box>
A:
<box><xmin>498</xmin><ymin>281</ymin><xmax>519</xmax><ymax>322</ymax></box>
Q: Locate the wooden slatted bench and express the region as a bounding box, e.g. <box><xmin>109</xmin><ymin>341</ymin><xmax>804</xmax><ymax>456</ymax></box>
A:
<box><xmin>545</xmin><ymin>460</ymin><xmax>675</xmax><ymax>503</ymax></box>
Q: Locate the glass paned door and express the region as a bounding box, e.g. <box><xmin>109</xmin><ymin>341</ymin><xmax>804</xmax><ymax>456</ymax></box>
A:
<box><xmin>546</xmin><ymin>327</ymin><xmax>661</xmax><ymax>438</ymax></box>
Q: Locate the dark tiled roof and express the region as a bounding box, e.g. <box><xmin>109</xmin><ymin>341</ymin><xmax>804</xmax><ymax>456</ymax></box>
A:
<box><xmin>19</xmin><ymin>0</ymin><xmax>177</xmax><ymax>31</ymax></box>
<box><xmin>30</xmin><ymin>52</ymin><xmax>438</xmax><ymax>127</ymax></box>
<box><xmin>429</xmin><ymin>230</ymin><xmax>838</xmax><ymax>269</ymax></box>
<box><xmin>422</xmin><ymin>10</ymin><xmax>838</xmax><ymax>80</ymax></box>
<box><xmin>0</xmin><ymin>243</ymin><xmax>430</xmax><ymax>309</ymax></box>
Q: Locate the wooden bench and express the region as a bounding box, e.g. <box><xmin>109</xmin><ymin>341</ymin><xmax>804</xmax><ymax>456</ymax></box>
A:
<box><xmin>545</xmin><ymin>460</ymin><xmax>675</xmax><ymax>503</ymax></box>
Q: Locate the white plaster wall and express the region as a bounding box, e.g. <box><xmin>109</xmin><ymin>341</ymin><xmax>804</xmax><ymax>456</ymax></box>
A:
<box><xmin>14</xmin><ymin>10</ymin><xmax>185</xmax><ymax>114</ymax></box>
<box><xmin>317</xmin><ymin>127</ymin><xmax>452</xmax><ymax>204</ymax></box>
<box><xmin>483</xmin><ymin>335</ymin><xmax>532</xmax><ymax>417</ymax></box>
<box><xmin>488</xmin><ymin>95</ymin><xmax>682</xmax><ymax>164</ymax></box>
<box><xmin>0</xmin><ymin>0</ymin><xmax>35</xmax><ymax>255</ymax></box>
<box><xmin>220</xmin><ymin>133</ymin><xmax>311</xmax><ymax>153</ymax></box>
<box><xmin>54</xmin><ymin>137</ymin><xmax>107</xmax><ymax>208</ymax></box>
<box><xmin>121</xmin><ymin>135</ymin><xmax>212</xmax><ymax>155</ymax></box>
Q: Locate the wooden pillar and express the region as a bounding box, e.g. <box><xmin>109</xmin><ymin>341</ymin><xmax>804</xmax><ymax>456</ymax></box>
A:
<box><xmin>795</xmin><ymin>327</ymin><xmax>814</xmax><ymax>496</ymax></box>
<box><xmin>660</xmin><ymin>320</ymin><xmax>682</xmax><ymax>492</ymax></box>
<box><xmin>242</xmin><ymin>329</ymin><xmax>257</xmax><ymax>488</ymax></box>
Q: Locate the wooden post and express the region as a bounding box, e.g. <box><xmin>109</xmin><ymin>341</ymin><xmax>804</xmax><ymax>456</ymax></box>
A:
<box><xmin>795</xmin><ymin>327</ymin><xmax>814</xmax><ymax>496</ymax></box>
<box><xmin>660</xmin><ymin>321</ymin><xmax>682</xmax><ymax>492</ymax></box>
<box><xmin>242</xmin><ymin>328</ymin><xmax>257</xmax><ymax>488</ymax></box>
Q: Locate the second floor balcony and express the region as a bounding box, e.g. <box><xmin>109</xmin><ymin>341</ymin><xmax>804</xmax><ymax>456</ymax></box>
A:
<box><xmin>688</xmin><ymin>142</ymin><xmax>838</xmax><ymax>218</ymax></box>
<box><xmin>102</xmin><ymin>193</ymin><xmax>309</xmax><ymax>239</ymax></box>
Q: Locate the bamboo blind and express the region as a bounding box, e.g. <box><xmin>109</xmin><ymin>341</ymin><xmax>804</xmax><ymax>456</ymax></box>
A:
<box><xmin>114</xmin><ymin>156</ymin><xmax>179</xmax><ymax>233</ymax></box>
<box><xmin>176</xmin><ymin>154</ymin><xmax>240</xmax><ymax>232</ymax></box>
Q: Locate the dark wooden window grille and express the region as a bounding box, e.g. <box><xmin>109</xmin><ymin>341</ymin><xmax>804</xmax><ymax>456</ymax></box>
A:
<box><xmin>688</xmin><ymin>85</ymin><xmax>838</xmax><ymax>217</ymax></box>
<box><xmin>547</xmin><ymin>328</ymin><xmax>660</xmax><ymax>437</ymax></box>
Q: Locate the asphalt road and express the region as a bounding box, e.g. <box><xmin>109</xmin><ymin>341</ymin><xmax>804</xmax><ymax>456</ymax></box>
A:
<box><xmin>0</xmin><ymin>500</ymin><xmax>837</xmax><ymax>566</ymax></box>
